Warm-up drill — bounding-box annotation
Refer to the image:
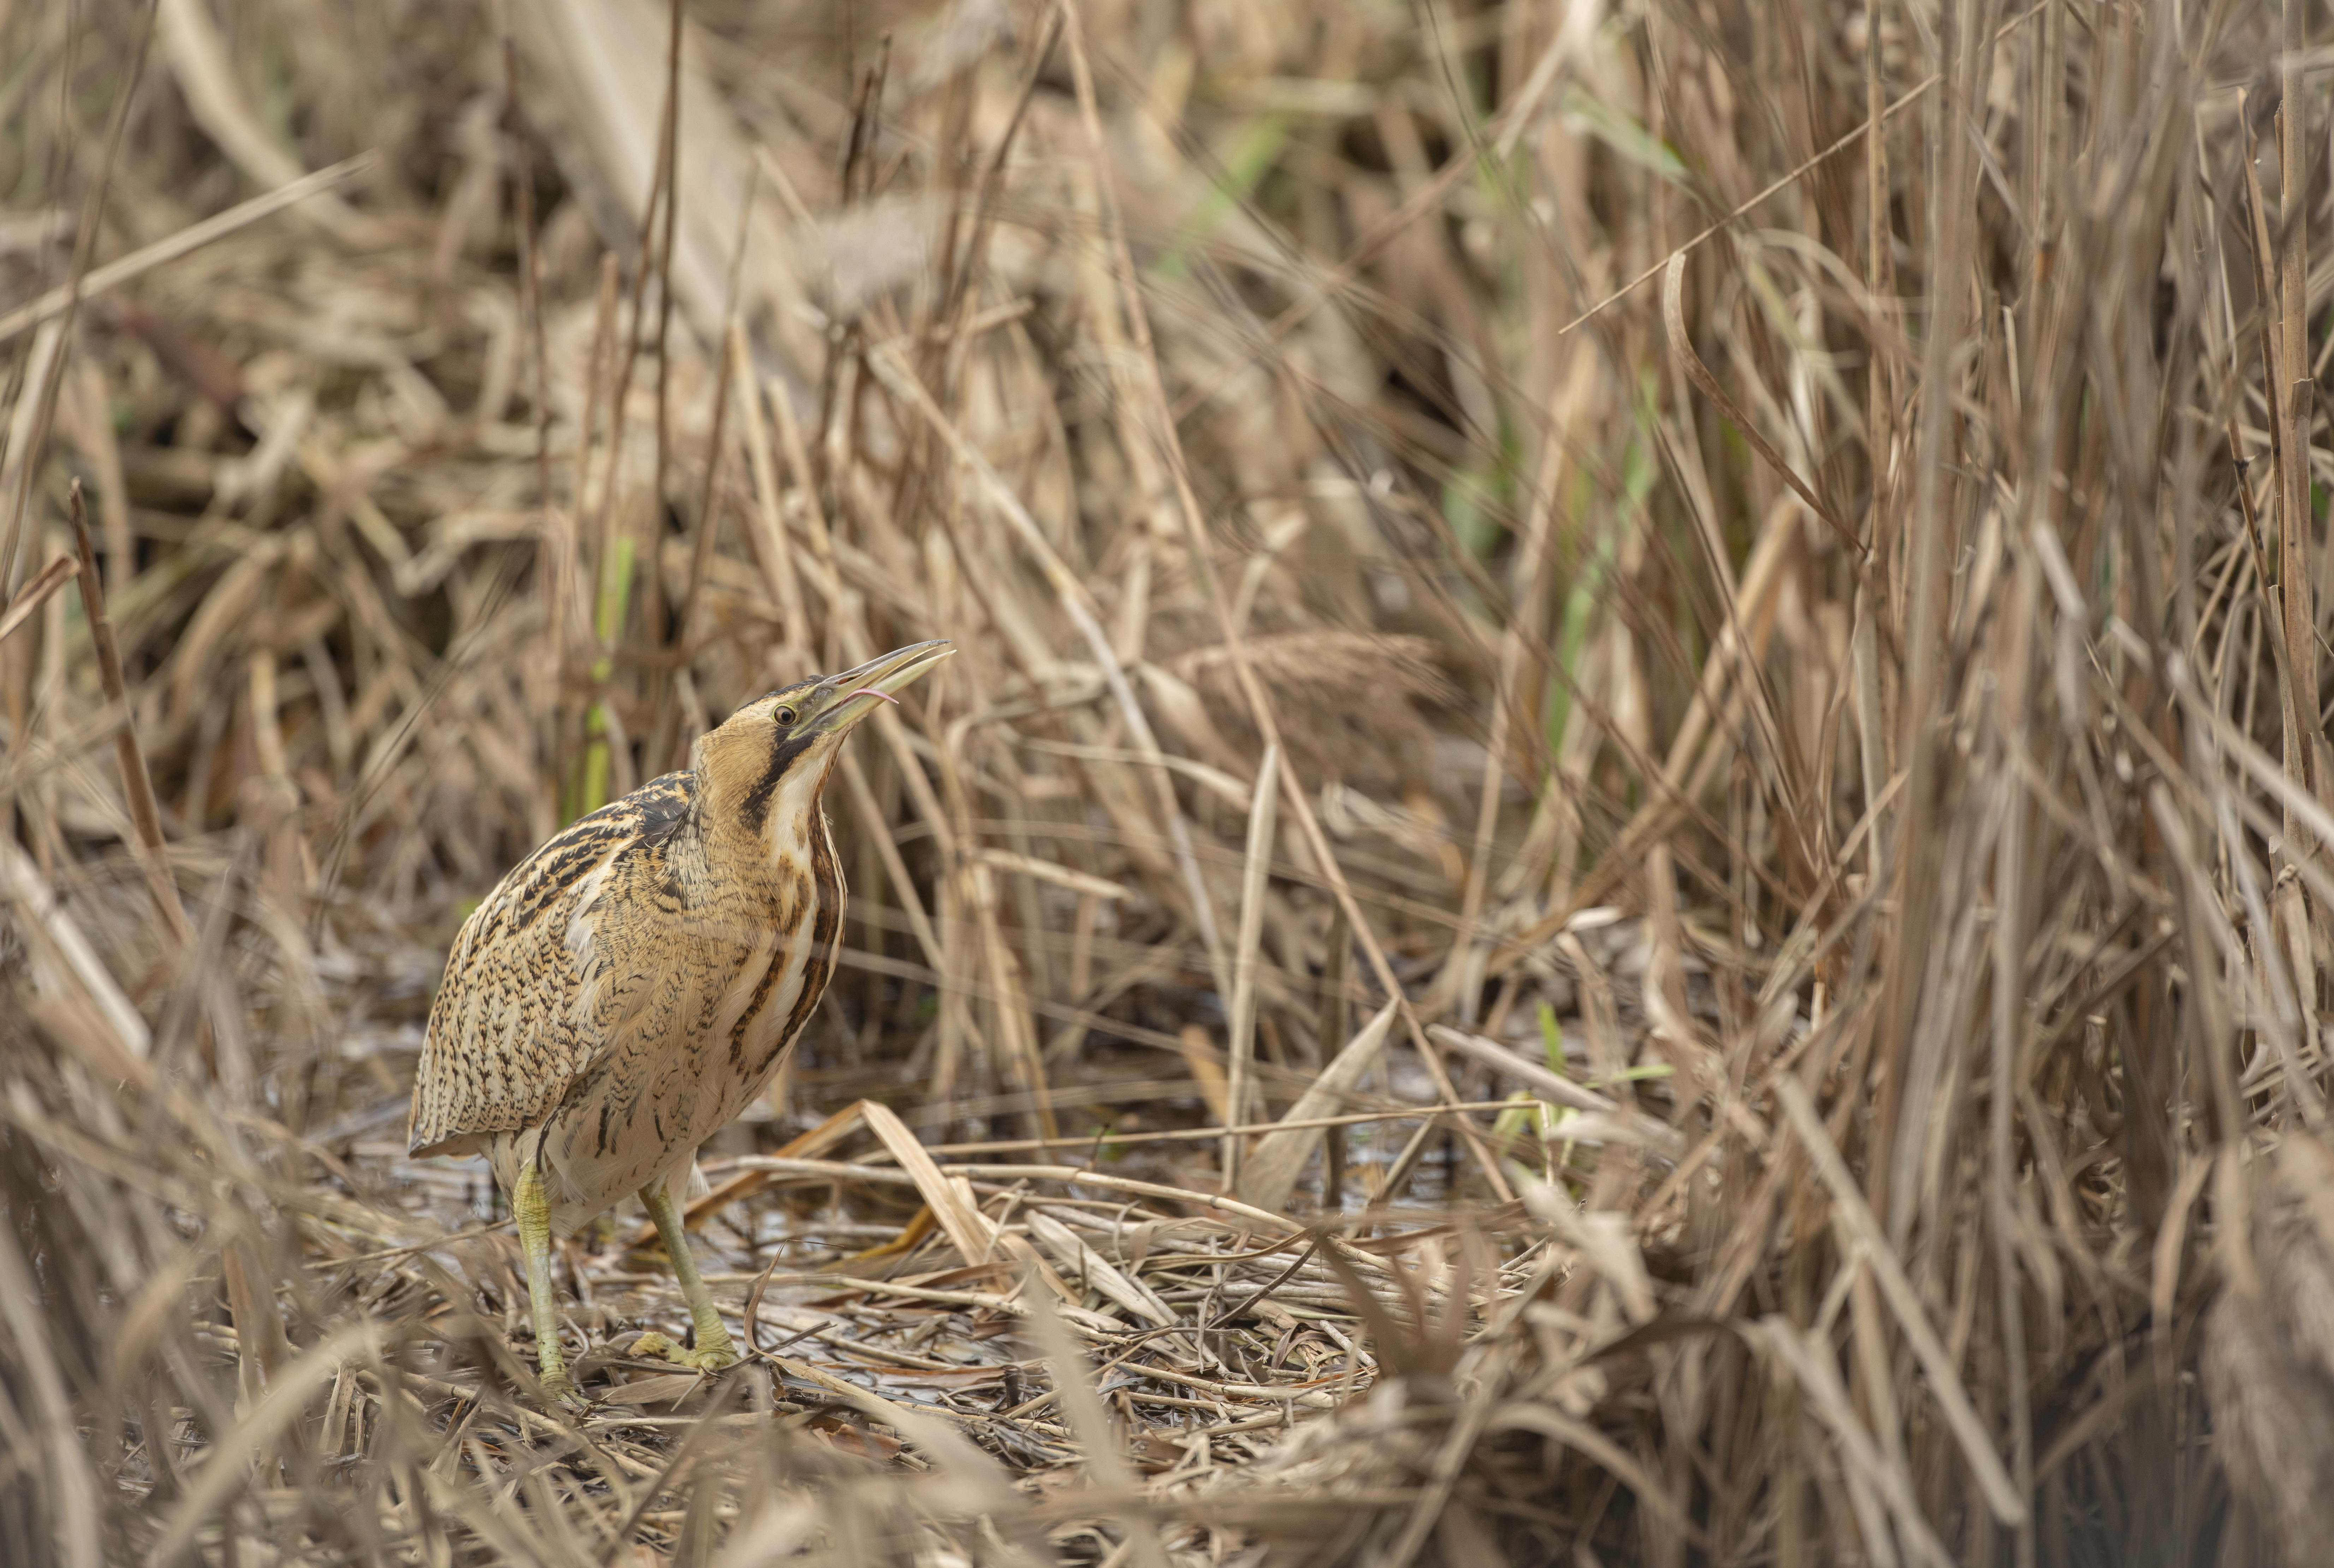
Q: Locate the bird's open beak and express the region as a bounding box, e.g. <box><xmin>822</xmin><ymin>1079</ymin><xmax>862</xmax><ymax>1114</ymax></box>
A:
<box><xmin>808</xmin><ymin>639</ymin><xmax>954</xmax><ymax>735</ymax></box>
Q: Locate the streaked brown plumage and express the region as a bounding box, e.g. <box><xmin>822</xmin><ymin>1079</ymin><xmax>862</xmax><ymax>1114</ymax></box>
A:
<box><xmin>409</xmin><ymin>640</ymin><xmax>952</xmax><ymax>1400</ymax></box>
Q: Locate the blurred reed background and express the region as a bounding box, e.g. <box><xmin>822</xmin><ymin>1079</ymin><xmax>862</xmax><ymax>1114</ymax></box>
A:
<box><xmin>1</xmin><ymin>0</ymin><xmax>2327</xmax><ymax>1562</ymax></box>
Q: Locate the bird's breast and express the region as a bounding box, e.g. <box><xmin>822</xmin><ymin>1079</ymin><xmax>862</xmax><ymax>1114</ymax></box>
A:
<box><xmin>720</xmin><ymin>815</ymin><xmax>844</xmax><ymax>1083</ymax></box>
<box><xmin>518</xmin><ymin>808</ymin><xmax>848</xmax><ymax>1221</ymax></box>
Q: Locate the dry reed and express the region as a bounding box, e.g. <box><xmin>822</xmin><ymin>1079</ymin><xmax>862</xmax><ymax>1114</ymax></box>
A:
<box><xmin>0</xmin><ymin>0</ymin><xmax>2327</xmax><ymax>1562</ymax></box>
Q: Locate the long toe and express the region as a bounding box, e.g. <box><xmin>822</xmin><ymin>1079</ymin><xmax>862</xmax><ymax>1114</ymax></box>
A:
<box><xmin>540</xmin><ymin>1372</ymin><xmax>592</xmax><ymax>1411</ymax></box>
<box><xmin>631</xmin><ymin>1331</ymin><xmax>738</xmax><ymax>1373</ymax></box>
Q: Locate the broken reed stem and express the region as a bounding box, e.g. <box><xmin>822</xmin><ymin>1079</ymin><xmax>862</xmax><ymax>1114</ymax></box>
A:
<box><xmin>1223</xmin><ymin>743</ymin><xmax>1279</xmax><ymax>1187</ymax></box>
<box><xmin>67</xmin><ymin>479</ymin><xmax>190</xmax><ymax>944</ymax></box>
<box><xmin>502</xmin><ymin>29</ymin><xmax>559</xmax><ymax>686</ymax></box>
<box><xmin>580</xmin><ymin>24</ymin><xmax>682</xmax><ymax>705</ymax></box>
<box><xmin>729</xmin><ymin>321</ymin><xmax>812</xmax><ymax>654</ymax></box>
<box><xmin>0</xmin><ymin>554</ymin><xmax>79</xmax><ymax>647</ymax></box>
<box><xmin>577</xmin><ymin>538</ymin><xmax>636</xmax><ymax>818</ymax></box>
<box><xmin>645</xmin><ymin>0</ymin><xmax>686</xmax><ymax>663</ymax></box>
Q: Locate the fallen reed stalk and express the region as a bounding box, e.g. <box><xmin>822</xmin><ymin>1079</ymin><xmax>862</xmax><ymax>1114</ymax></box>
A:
<box><xmin>65</xmin><ymin>480</ymin><xmax>187</xmax><ymax>944</ymax></box>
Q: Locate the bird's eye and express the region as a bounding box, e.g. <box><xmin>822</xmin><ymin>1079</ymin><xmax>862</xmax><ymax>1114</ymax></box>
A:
<box><xmin>775</xmin><ymin>705</ymin><xmax>798</xmax><ymax>726</ymax></box>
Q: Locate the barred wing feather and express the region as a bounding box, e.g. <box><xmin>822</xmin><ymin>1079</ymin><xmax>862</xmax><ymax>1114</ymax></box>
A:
<box><xmin>405</xmin><ymin>776</ymin><xmax>692</xmax><ymax>1158</ymax></box>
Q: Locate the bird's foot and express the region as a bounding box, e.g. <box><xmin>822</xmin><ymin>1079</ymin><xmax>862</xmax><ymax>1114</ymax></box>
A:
<box><xmin>631</xmin><ymin>1330</ymin><xmax>737</xmax><ymax>1373</ymax></box>
<box><xmin>539</xmin><ymin>1369</ymin><xmax>594</xmax><ymax>1412</ymax></box>
<box><xmin>530</xmin><ymin>1349</ymin><xmax>593</xmax><ymax>1411</ymax></box>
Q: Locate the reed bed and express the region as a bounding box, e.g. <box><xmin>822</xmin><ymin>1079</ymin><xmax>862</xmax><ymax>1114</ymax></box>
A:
<box><xmin>1</xmin><ymin>0</ymin><xmax>2326</xmax><ymax>1561</ymax></box>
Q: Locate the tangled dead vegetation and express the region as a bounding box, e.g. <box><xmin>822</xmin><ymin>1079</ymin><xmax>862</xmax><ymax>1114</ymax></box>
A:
<box><xmin>5</xmin><ymin>0</ymin><xmax>2334</xmax><ymax>1562</ymax></box>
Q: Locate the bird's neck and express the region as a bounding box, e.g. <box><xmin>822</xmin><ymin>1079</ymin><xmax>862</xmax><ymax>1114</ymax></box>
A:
<box><xmin>701</xmin><ymin>758</ymin><xmax>838</xmax><ymax>893</ymax></box>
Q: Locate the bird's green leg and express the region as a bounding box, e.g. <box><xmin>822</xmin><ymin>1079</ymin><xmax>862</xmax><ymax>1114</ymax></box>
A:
<box><xmin>515</xmin><ymin>1161</ymin><xmax>586</xmax><ymax>1406</ymax></box>
<box><xmin>631</xmin><ymin>1181</ymin><xmax>738</xmax><ymax>1373</ymax></box>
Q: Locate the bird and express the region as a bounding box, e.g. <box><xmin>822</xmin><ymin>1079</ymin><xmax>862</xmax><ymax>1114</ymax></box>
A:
<box><xmin>407</xmin><ymin>640</ymin><xmax>952</xmax><ymax>1402</ymax></box>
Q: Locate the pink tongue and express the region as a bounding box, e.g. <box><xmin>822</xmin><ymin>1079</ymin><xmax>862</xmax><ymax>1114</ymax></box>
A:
<box><xmin>841</xmin><ymin>686</ymin><xmax>899</xmax><ymax>706</ymax></box>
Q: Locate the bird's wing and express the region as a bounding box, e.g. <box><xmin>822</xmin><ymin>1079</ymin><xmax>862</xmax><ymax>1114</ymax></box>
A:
<box><xmin>407</xmin><ymin>774</ymin><xmax>696</xmax><ymax>1157</ymax></box>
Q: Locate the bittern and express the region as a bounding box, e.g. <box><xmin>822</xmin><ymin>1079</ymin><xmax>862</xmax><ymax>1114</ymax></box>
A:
<box><xmin>408</xmin><ymin>640</ymin><xmax>952</xmax><ymax>1402</ymax></box>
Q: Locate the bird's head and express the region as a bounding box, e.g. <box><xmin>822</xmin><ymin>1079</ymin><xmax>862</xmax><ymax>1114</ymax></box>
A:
<box><xmin>697</xmin><ymin>640</ymin><xmax>954</xmax><ymax>839</ymax></box>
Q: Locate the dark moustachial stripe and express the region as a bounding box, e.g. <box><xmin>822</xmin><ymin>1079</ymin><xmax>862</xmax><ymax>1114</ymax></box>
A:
<box><xmin>739</xmin><ymin>731</ymin><xmax>818</xmax><ymax>835</ymax></box>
